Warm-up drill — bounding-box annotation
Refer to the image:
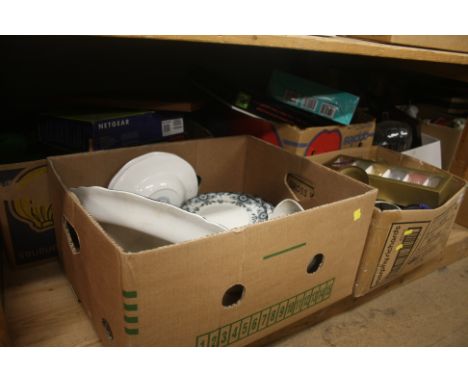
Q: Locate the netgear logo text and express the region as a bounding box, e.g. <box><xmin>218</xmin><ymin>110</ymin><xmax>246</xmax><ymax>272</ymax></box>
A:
<box><xmin>97</xmin><ymin>119</ymin><xmax>130</xmax><ymax>130</ymax></box>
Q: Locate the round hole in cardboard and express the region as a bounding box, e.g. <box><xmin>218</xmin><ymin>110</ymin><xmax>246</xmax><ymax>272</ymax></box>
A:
<box><xmin>222</xmin><ymin>284</ymin><xmax>245</xmax><ymax>307</ymax></box>
<box><xmin>307</xmin><ymin>253</ymin><xmax>324</xmax><ymax>274</ymax></box>
<box><xmin>63</xmin><ymin>218</ymin><xmax>80</xmax><ymax>254</ymax></box>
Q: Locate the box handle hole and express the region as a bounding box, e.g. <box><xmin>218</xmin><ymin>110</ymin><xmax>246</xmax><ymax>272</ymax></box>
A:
<box><xmin>307</xmin><ymin>253</ymin><xmax>324</xmax><ymax>274</ymax></box>
<box><xmin>222</xmin><ymin>284</ymin><xmax>245</xmax><ymax>307</ymax></box>
<box><xmin>63</xmin><ymin>218</ymin><xmax>80</xmax><ymax>254</ymax></box>
<box><xmin>101</xmin><ymin>318</ymin><xmax>113</xmax><ymax>340</ymax></box>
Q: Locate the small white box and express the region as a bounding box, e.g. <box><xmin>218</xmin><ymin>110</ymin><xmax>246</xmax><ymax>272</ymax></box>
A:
<box><xmin>403</xmin><ymin>133</ymin><xmax>442</xmax><ymax>168</ymax></box>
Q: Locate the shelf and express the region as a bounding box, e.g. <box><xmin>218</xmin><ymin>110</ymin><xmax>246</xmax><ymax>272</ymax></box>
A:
<box><xmin>3</xmin><ymin>224</ymin><xmax>468</xmax><ymax>346</ymax></box>
<box><xmin>127</xmin><ymin>35</ymin><xmax>468</xmax><ymax>66</ymax></box>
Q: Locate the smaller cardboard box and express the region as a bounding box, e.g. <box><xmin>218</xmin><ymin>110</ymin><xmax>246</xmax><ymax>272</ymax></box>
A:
<box><xmin>227</xmin><ymin>111</ymin><xmax>375</xmax><ymax>156</ymax></box>
<box><xmin>48</xmin><ymin>136</ymin><xmax>377</xmax><ymax>346</ymax></box>
<box><xmin>312</xmin><ymin>146</ymin><xmax>466</xmax><ymax>297</ymax></box>
<box><xmin>39</xmin><ymin>111</ymin><xmax>184</xmax><ymax>152</ymax></box>
<box><xmin>276</xmin><ymin>112</ymin><xmax>375</xmax><ymax>156</ymax></box>
<box><xmin>0</xmin><ymin>159</ymin><xmax>58</xmax><ymax>267</ymax></box>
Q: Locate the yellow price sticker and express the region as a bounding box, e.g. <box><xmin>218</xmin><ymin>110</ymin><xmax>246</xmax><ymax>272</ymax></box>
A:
<box><xmin>404</xmin><ymin>229</ymin><xmax>413</xmax><ymax>236</ymax></box>
<box><xmin>353</xmin><ymin>209</ymin><xmax>361</xmax><ymax>221</ymax></box>
<box><xmin>396</xmin><ymin>244</ymin><xmax>404</xmax><ymax>251</ymax></box>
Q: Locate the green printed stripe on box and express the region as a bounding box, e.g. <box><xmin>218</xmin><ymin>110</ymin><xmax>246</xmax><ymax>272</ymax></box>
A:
<box><xmin>122</xmin><ymin>290</ymin><xmax>138</xmax><ymax>298</ymax></box>
<box><xmin>123</xmin><ymin>303</ymin><xmax>138</xmax><ymax>311</ymax></box>
<box><xmin>195</xmin><ymin>277</ymin><xmax>335</xmax><ymax>346</ymax></box>
<box><xmin>263</xmin><ymin>242</ymin><xmax>306</xmax><ymax>260</ymax></box>
<box><xmin>124</xmin><ymin>315</ymin><xmax>139</xmax><ymax>324</ymax></box>
<box><xmin>124</xmin><ymin>327</ymin><xmax>139</xmax><ymax>335</ymax></box>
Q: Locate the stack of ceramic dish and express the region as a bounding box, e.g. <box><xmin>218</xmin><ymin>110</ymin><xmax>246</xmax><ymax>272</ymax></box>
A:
<box><xmin>71</xmin><ymin>152</ymin><xmax>304</xmax><ymax>249</ymax></box>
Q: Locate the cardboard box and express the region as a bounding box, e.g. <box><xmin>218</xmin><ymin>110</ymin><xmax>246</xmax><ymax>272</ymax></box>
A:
<box><xmin>402</xmin><ymin>133</ymin><xmax>442</xmax><ymax>168</ymax></box>
<box><xmin>276</xmin><ymin>112</ymin><xmax>375</xmax><ymax>156</ymax></box>
<box><xmin>0</xmin><ymin>159</ymin><xmax>58</xmax><ymax>266</ymax></box>
<box><xmin>48</xmin><ymin>136</ymin><xmax>377</xmax><ymax>346</ymax></box>
<box><xmin>39</xmin><ymin>111</ymin><xmax>184</xmax><ymax>152</ymax></box>
<box><xmin>312</xmin><ymin>146</ymin><xmax>466</xmax><ymax>297</ymax></box>
<box><xmin>450</xmin><ymin>122</ymin><xmax>468</xmax><ymax>228</ymax></box>
<box><xmin>268</xmin><ymin>70</ymin><xmax>360</xmax><ymax>125</ymax></box>
<box><xmin>351</xmin><ymin>36</ymin><xmax>468</xmax><ymax>54</ymax></box>
<box><xmin>221</xmin><ymin>101</ymin><xmax>375</xmax><ymax>156</ymax></box>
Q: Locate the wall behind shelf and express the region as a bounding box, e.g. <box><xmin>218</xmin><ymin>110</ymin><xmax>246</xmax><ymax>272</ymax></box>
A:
<box><xmin>2</xmin><ymin>36</ymin><xmax>467</xmax><ymax>113</ymax></box>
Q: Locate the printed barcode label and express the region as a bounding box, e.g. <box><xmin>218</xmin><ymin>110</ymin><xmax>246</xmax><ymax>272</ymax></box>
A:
<box><xmin>161</xmin><ymin>118</ymin><xmax>184</xmax><ymax>137</ymax></box>
<box><xmin>284</xmin><ymin>89</ymin><xmax>300</xmax><ymax>102</ymax></box>
<box><xmin>319</xmin><ymin>103</ymin><xmax>338</xmax><ymax>118</ymax></box>
<box><xmin>371</xmin><ymin>221</ymin><xmax>430</xmax><ymax>288</ymax></box>
<box><xmin>304</xmin><ymin>98</ymin><xmax>318</xmax><ymax>111</ymax></box>
<box><xmin>388</xmin><ymin>227</ymin><xmax>422</xmax><ymax>276</ymax></box>
<box><xmin>196</xmin><ymin>278</ymin><xmax>335</xmax><ymax>346</ymax></box>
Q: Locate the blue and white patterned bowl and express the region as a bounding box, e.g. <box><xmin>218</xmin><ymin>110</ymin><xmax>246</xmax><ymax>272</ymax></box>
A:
<box><xmin>182</xmin><ymin>192</ymin><xmax>274</xmax><ymax>229</ymax></box>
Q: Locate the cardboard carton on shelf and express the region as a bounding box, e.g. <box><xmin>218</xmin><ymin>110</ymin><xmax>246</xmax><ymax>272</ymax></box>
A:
<box><xmin>312</xmin><ymin>146</ymin><xmax>466</xmax><ymax>297</ymax></box>
<box><xmin>224</xmin><ymin>109</ymin><xmax>375</xmax><ymax>157</ymax></box>
<box><xmin>192</xmin><ymin>69</ymin><xmax>375</xmax><ymax>156</ymax></box>
<box><xmin>0</xmin><ymin>159</ymin><xmax>57</xmax><ymax>267</ymax></box>
<box><xmin>449</xmin><ymin>121</ymin><xmax>468</xmax><ymax>228</ymax></box>
<box><xmin>47</xmin><ymin>136</ymin><xmax>377</xmax><ymax>346</ymax></box>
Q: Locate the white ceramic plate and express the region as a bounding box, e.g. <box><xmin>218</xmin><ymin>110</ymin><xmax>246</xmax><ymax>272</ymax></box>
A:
<box><xmin>71</xmin><ymin>186</ymin><xmax>226</xmax><ymax>244</ymax></box>
<box><xmin>108</xmin><ymin>152</ymin><xmax>198</xmax><ymax>207</ymax></box>
<box><xmin>181</xmin><ymin>192</ymin><xmax>273</xmax><ymax>229</ymax></box>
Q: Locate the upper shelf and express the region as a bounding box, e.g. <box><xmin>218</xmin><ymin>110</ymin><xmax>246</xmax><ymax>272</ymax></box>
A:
<box><xmin>131</xmin><ymin>35</ymin><xmax>468</xmax><ymax>66</ymax></box>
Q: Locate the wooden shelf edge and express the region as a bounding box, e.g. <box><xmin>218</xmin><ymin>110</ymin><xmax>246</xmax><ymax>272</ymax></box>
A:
<box><xmin>117</xmin><ymin>35</ymin><xmax>468</xmax><ymax>65</ymax></box>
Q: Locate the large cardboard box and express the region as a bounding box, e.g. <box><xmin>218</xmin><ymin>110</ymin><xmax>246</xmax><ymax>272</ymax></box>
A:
<box><xmin>312</xmin><ymin>146</ymin><xmax>466</xmax><ymax>297</ymax></box>
<box><xmin>48</xmin><ymin>136</ymin><xmax>377</xmax><ymax>346</ymax></box>
<box><xmin>0</xmin><ymin>160</ymin><xmax>58</xmax><ymax>266</ymax></box>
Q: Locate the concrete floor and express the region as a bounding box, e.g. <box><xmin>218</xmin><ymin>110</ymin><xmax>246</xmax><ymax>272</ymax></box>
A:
<box><xmin>273</xmin><ymin>256</ymin><xmax>468</xmax><ymax>346</ymax></box>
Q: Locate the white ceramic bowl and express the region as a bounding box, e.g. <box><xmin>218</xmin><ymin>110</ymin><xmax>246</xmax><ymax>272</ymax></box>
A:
<box><xmin>109</xmin><ymin>152</ymin><xmax>198</xmax><ymax>207</ymax></box>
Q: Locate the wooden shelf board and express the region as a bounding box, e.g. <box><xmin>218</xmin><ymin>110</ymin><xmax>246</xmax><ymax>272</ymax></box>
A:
<box><xmin>3</xmin><ymin>224</ymin><xmax>468</xmax><ymax>346</ymax></box>
<box><xmin>122</xmin><ymin>35</ymin><xmax>468</xmax><ymax>65</ymax></box>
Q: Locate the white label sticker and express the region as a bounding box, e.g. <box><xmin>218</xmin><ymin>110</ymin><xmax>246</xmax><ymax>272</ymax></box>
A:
<box><xmin>319</xmin><ymin>103</ymin><xmax>338</xmax><ymax>118</ymax></box>
<box><xmin>161</xmin><ymin>118</ymin><xmax>184</xmax><ymax>137</ymax></box>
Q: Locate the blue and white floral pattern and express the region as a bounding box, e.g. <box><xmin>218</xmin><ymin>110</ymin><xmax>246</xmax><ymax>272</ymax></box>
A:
<box><xmin>182</xmin><ymin>192</ymin><xmax>273</xmax><ymax>225</ymax></box>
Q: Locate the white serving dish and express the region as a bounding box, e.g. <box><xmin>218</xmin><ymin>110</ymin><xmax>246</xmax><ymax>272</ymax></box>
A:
<box><xmin>71</xmin><ymin>186</ymin><xmax>226</xmax><ymax>245</ymax></box>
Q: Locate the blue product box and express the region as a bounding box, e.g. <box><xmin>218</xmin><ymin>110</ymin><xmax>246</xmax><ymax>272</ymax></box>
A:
<box><xmin>268</xmin><ymin>70</ymin><xmax>360</xmax><ymax>125</ymax></box>
<box><xmin>39</xmin><ymin>111</ymin><xmax>184</xmax><ymax>152</ymax></box>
